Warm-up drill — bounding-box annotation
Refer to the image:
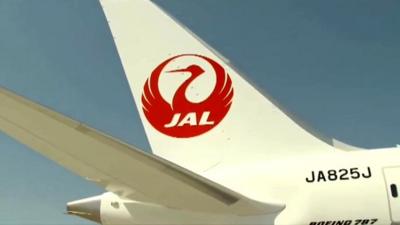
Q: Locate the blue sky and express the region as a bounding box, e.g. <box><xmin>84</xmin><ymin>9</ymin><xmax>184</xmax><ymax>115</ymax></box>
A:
<box><xmin>0</xmin><ymin>0</ymin><xmax>399</xmax><ymax>224</ymax></box>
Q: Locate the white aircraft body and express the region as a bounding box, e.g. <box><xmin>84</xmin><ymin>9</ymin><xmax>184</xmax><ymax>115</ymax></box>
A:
<box><xmin>0</xmin><ymin>1</ymin><xmax>399</xmax><ymax>225</ymax></box>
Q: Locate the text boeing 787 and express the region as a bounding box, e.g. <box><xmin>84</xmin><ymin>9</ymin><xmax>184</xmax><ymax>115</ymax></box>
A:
<box><xmin>0</xmin><ymin>1</ymin><xmax>399</xmax><ymax>225</ymax></box>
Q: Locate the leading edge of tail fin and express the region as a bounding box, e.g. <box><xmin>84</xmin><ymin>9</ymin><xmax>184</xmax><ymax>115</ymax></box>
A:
<box><xmin>100</xmin><ymin>0</ymin><xmax>335</xmax><ymax>172</ymax></box>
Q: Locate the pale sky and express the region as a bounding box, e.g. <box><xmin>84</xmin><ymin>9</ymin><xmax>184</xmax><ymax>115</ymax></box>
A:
<box><xmin>0</xmin><ymin>0</ymin><xmax>399</xmax><ymax>224</ymax></box>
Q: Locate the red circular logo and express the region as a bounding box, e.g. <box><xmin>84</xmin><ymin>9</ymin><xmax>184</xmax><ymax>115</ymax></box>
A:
<box><xmin>141</xmin><ymin>54</ymin><xmax>234</xmax><ymax>138</ymax></box>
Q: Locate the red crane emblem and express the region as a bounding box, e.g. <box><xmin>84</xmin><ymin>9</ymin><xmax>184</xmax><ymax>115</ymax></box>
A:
<box><xmin>141</xmin><ymin>54</ymin><xmax>234</xmax><ymax>138</ymax></box>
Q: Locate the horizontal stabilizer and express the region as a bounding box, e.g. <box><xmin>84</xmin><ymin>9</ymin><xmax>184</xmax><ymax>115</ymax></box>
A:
<box><xmin>0</xmin><ymin>87</ymin><xmax>284</xmax><ymax>215</ymax></box>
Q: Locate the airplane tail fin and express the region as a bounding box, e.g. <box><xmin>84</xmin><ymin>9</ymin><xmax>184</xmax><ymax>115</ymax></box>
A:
<box><xmin>100</xmin><ymin>0</ymin><xmax>334</xmax><ymax>172</ymax></box>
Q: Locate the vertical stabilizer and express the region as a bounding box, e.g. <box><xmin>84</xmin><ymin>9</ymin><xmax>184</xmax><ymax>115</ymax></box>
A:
<box><xmin>100</xmin><ymin>0</ymin><xmax>334</xmax><ymax>172</ymax></box>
